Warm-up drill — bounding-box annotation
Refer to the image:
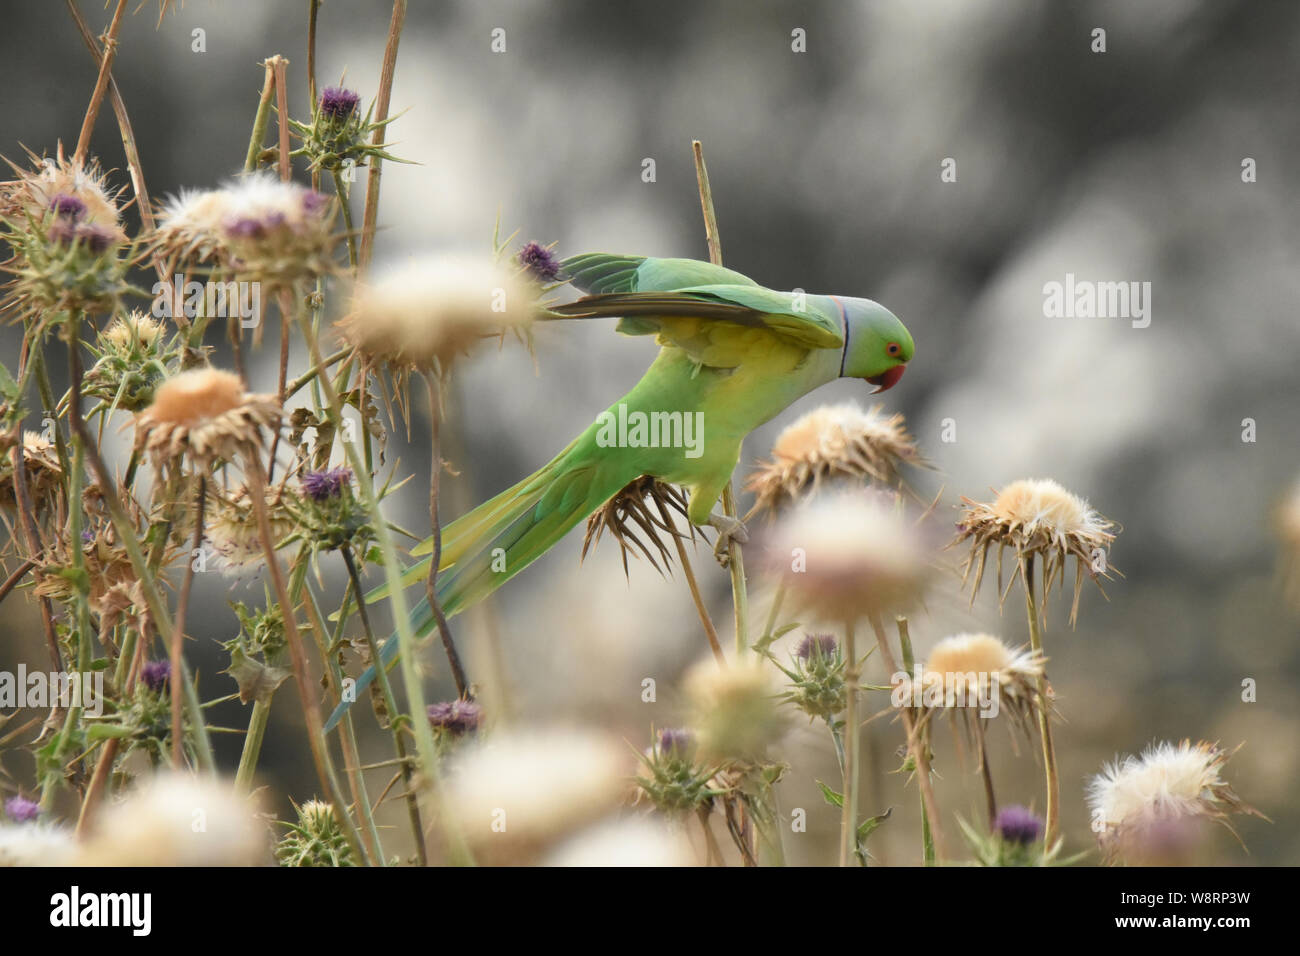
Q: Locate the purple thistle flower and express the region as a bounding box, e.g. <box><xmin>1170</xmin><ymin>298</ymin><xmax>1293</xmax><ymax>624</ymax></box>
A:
<box><xmin>427</xmin><ymin>699</ymin><xmax>484</xmax><ymax>735</ymax></box>
<box><xmin>796</xmin><ymin>633</ymin><xmax>838</xmax><ymax>661</ymax></box>
<box><xmin>49</xmin><ymin>193</ymin><xmax>87</xmax><ymax>220</ymax></box>
<box><xmin>5</xmin><ymin>795</ymin><xmax>40</xmax><ymax>822</ymax></box>
<box><xmin>994</xmin><ymin>804</ymin><xmax>1043</xmax><ymax>845</ymax></box>
<box><xmin>81</xmin><ymin>527</ymin><xmax>95</xmax><ymax>543</ymax></box>
<box><xmin>140</xmin><ymin>659</ymin><xmax>170</xmax><ymax>693</ymax></box>
<box><xmin>300</xmin><ymin>467</ymin><xmax>353</xmax><ymax>502</ymax></box>
<box><xmin>319</xmin><ymin>86</ymin><xmax>361</xmax><ymax>121</ymax></box>
<box><xmin>657</xmin><ymin>727</ymin><xmax>694</xmax><ymax>758</ymax></box>
<box><xmin>517</xmin><ymin>241</ymin><xmax>561</xmax><ymax>283</ymax></box>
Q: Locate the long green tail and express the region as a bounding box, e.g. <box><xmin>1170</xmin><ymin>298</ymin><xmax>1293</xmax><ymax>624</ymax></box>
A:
<box><xmin>324</xmin><ymin>434</ymin><xmax>630</xmax><ymax>730</ymax></box>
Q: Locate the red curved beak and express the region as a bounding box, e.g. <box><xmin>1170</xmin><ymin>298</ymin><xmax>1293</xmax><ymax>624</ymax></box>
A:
<box><xmin>866</xmin><ymin>363</ymin><xmax>906</xmax><ymax>394</ymax></box>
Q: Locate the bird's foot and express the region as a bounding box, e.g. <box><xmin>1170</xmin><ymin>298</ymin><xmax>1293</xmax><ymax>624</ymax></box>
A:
<box><xmin>707</xmin><ymin>512</ymin><xmax>749</xmax><ymax>567</ymax></box>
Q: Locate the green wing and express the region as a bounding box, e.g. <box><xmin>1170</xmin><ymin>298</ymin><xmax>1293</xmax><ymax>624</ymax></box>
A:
<box><xmin>554</xmin><ymin>254</ymin><xmax>843</xmax><ymax>351</ymax></box>
<box><xmin>562</xmin><ymin>253</ymin><xmax>758</xmax><ymax>294</ymax></box>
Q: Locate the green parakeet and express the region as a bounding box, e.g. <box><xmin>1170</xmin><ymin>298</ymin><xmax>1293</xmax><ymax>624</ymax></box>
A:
<box><xmin>324</xmin><ymin>253</ymin><xmax>913</xmax><ymax>730</ymax></box>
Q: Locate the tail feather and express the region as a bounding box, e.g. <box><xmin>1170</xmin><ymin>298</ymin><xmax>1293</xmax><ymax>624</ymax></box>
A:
<box><xmin>324</xmin><ymin>441</ymin><xmax>626</xmax><ymax>730</ymax></box>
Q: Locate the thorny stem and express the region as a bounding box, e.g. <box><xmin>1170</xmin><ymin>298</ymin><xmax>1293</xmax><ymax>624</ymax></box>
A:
<box><xmin>897</xmin><ymin>616</ymin><xmax>935</xmax><ymax>865</ymax></box>
<box><xmin>422</xmin><ymin>371</ymin><xmax>468</xmax><ymax>699</ymax></box>
<box><xmin>234</xmin><ymin>698</ymin><xmax>271</xmax><ymax>789</ymax></box>
<box><xmin>655</xmin><ymin>498</ymin><xmax>725</xmax><ymax>666</ymax></box>
<box><xmin>342</xmin><ymin>545</ymin><xmax>428</xmax><ymax>866</ymax></box>
<box><xmin>977</xmin><ymin>720</ymin><xmax>998</xmax><ymax>830</ymax></box>
<box><xmin>169</xmin><ymin>475</ymin><xmax>206</xmax><ymax>766</ymax></box>
<box><xmin>0</xmin><ymin>560</ymin><xmax>36</xmax><ymax>607</ymax></box>
<box><xmin>272</xmin><ymin>55</ymin><xmax>292</xmax><ymax>182</ymax></box>
<box><xmin>840</xmin><ymin>619</ymin><xmax>859</xmax><ymax>866</ymax></box>
<box><xmin>331</xmin><ymin>168</ymin><xmax>359</xmax><ymax>269</ymax></box>
<box><xmin>42</xmin><ymin>325</ymin><xmax>94</xmax><ymax>810</ymax></box>
<box><xmin>359</xmin><ymin>0</ymin><xmax>407</xmax><ymax>270</ymax></box>
<box><xmin>301</xmin><ymin>580</ymin><xmax>384</xmax><ymax>865</ymax></box>
<box><xmin>8</xmin><ymin>446</ymin><xmax>62</xmax><ymax>675</ymax></box>
<box><xmin>73</xmin><ymin>0</ymin><xmax>127</xmax><ymax>167</ymax></box>
<box><xmin>293</xmin><ymin>309</ymin><xmax>468</xmax><ymax>863</ymax></box>
<box><xmin>245</xmin><ymin>460</ymin><xmax>365</xmax><ymax>863</ymax></box>
<box><xmin>869</xmin><ymin>612</ymin><xmax>947</xmax><ymax>862</ymax></box>
<box><xmin>286</xmin><ymin>346</ymin><xmax>350</xmax><ymax>399</ymax></box>
<box><xmin>66</xmin><ymin>0</ymin><xmax>170</xmax><ymax>286</ymax></box>
<box><xmin>307</xmin><ymin>0</ymin><xmax>321</xmax><ymax>110</ymax></box>
<box><xmin>245</xmin><ymin>60</ymin><xmax>278</xmax><ymax>173</ymax></box>
<box><xmin>1024</xmin><ymin>555</ymin><xmax>1059</xmax><ymax>845</ymax></box>
<box><xmin>46</xmin><ymin>341</ymin><xmax>214</xmax><ymax>774</ymax></box>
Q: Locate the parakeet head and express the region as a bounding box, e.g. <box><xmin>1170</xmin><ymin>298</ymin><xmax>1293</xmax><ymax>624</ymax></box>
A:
<box><xmin>834</xmin><ymin>296</ymin><xmax>913</xmax><ymax>392</ymax></box>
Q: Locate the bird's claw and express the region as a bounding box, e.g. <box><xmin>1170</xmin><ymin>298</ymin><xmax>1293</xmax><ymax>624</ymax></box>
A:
<box><xmin>707</xmin><ymin>512</ymin><xmax>749</xmax><ymax>567</ymax></box>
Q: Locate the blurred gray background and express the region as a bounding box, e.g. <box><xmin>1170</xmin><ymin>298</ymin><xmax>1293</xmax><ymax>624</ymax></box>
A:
<box><xmin>2</xmin><ymin>0</ymin><xmax>1297</xmax><ymax>864</ymax></box>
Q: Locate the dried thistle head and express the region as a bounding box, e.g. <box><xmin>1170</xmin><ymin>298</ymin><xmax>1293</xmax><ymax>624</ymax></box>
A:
<box><xmin>746</xmin><ymin>403</ymin><xmax>924</xmax><ymax>516</ymax></box>
<box><xmin>1</xmin><ymin>152</ymin><xmax>130</xmax><ymax>323</ymax></box>
<box><xmin>153</xmin><ymin>174</ymin><xmax>336</xmax><ymax>284</ymax></box>
<box><xmin>134</xmin><ymin>367</ymin><xmax>280</xmax><ymax>472</ymax></box>
<box><xmin>1086</xmin><ymin>740</ymin><xmax>1262</xmax><ymax>865</ymax></box>
<box><xmin>1</xmin><ymin>150</ymin><xmax>126</xmax><ymax>238</ymax></box>
<box><xmin>581</xmin><ymin>476</ymin><xmax>695</xmax><ymax>577</ymax></box>
<box><xmin>34</xmin><ymin>519</ymin><xmax>161</xmax><ymax>614</ymax></box>
<box><xmin>954</xmin><ymin>478</ymin><xmax>1118</xmax><ymax>626</ymax></box>
<box><xmin>204</xmin><ymin>482</ymin><xmax>293</xmax><ymax>576</ymax></box>
<box><xmin>0</xmin><ymin>431</ymin><xmax>63</xmax><ymax>511</ymax></box>
<box><xmin>897</xmin><ymin>632</ymin><xmax>1046</xmax><ymax>748</ymax></box>
<box><xmin>764</xmin><ymin>489</ymin><xmax>934</xmax><ymax>622</ymax></box>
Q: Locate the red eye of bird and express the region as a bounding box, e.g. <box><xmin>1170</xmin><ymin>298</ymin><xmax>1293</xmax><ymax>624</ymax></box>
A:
<box><xmin>886</xmin><ymin>342</ymin><xmax>901</xmax><ymax>356</ymax></box>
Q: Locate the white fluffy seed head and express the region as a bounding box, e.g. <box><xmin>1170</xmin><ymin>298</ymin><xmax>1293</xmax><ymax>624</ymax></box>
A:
<box><xmin>1086</xmin><ymin>740</ymin><xmax>1251</xmax><ymax>863</ymax></box>
<box><xmin>766</xmin><ymin>490</ymin><xmax>932</xmax><ymax>620</ymax></box>
<box><xmin>78</xmin><ymin>773</ymin><xmax>268</xmax><ymax>866</ymax></box>
<box><xmin>442</xmin><ymin>728</ymin><xmax>627</xmax><ymax>858</ymax></box>
<box><xmin>338</xmin><ymin>255</ymin><xmax>534</xmax><ymax>369</ymax></box>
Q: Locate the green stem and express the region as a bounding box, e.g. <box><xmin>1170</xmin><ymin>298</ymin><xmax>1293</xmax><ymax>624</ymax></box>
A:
<box><xmin>869</xmin><ymin>612</ymin><xmax>946</xmax><ymax>862</ymax></box>
<box><xmin>897</xmin><ymin>616</ymin><xmax>934</xmax><ymax>866</ymax></box>
<box><xmin>244</xmin><ymin>60</ymin><xmax>277</xmax><ymax>172</ymax></box>
<box><xmin>330</xmin><ymin>168</ymin><xmax>359</xmax><ymax>270</ymax></box>
<box><xmin>839</xmin><ymin>619</ymin><xmax>859</xmax><ymax>866</ymax></box>
<box><xmin>1024</xmin><ymin>555</ymin><xmax>1059</xmax><ymax>845</ymax></box>
<box><xmin>342</xmin><ymin>545</ymin><xmax>428</xmax><ymax>865</ymax></box>
<box><xmin>293</xmin><ymin>308</ymin><xmax>468</xmax><ymax>863</ymax></box>
<box><xmin>41</xmin><ymin>327</ymin><xmax>93</xmax><ymax>809</ymax></box>
<box><xmin>301</xmin><ymin>579</ymin><xmax>385</xmax><ymax>866</ymax></box>
<box><xmin>234</xmin><ymin>699</ymin><xmax>271</xmax><ymax>789</ymax></box>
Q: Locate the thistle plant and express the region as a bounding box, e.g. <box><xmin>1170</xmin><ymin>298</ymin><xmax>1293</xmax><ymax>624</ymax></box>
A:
<box><xmin>954</xmin><ymin>478</ymin><xmax>1119</xmax><ymax>845</ymax></box>
<box><xmin>1086</xmin><ymin>740</ymin><xmax>1263</xmax><ymax>865</ymax></box>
